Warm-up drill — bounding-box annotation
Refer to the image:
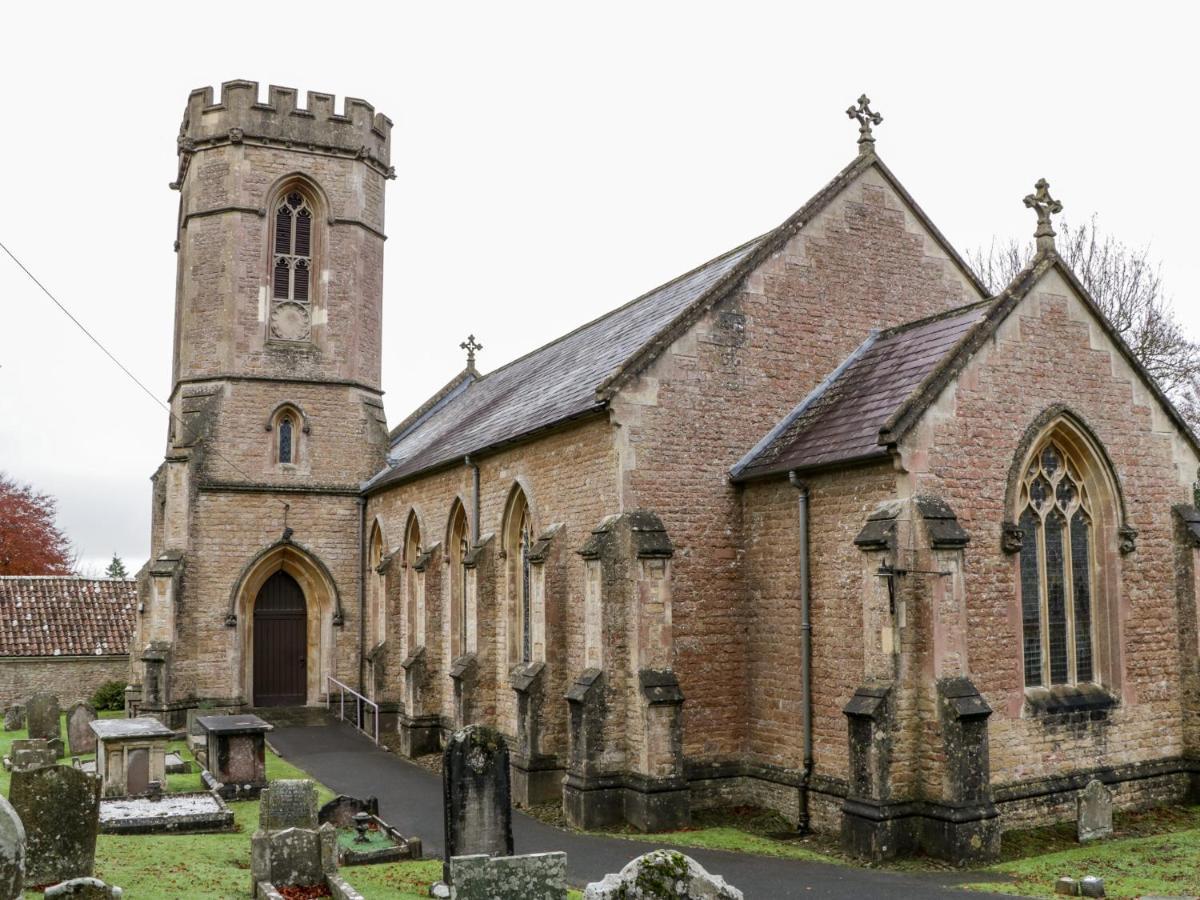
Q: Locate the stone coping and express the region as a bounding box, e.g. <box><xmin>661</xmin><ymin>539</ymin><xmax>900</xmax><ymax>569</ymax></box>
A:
<box><xmin>196</xmin><ymin>713</ymin><xmax>274</xmax><ymax>734</ymax></box>
<box><xmin>90</xmin><ymin>717</ymin><xmax>174</xmax><ymax>741</ymax></box>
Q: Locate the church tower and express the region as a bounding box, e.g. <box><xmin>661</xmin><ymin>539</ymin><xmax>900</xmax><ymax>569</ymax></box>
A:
<box><xmin>133</xmin><ymin>81</ymin><xmax>393</xmax><ymax>725</ymax></box>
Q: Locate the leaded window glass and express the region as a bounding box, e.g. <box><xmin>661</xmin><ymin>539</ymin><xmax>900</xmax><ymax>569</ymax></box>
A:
<box><xmin>270</xmin><ymin>191</ymin><xmax>314</xmax><ymax>342</ymax></box>
<box><xmin>1017</xmin><ymin>441</ymin><xmax>1096</xmax><ymax>687</ymax></box>
<box><xmin>519</xmin><ymin>507</ymin><xmax>532</xmax><ymax>663</ymax></box>
<box><xmin>278</xmin><ymin>416</ymin><xmax>293</xmax><ymax>464</ymax></box>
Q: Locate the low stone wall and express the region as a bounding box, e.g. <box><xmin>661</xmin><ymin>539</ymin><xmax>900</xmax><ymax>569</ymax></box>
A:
<box><xmin>0</xmin><ymin>655</ymin><xmax>128</xmax><ymax>709</ymax></box>
<box><xmin>995</xmin><ymin>764</ymin><xmax>1196</xmax><ymax>830</ymax></box>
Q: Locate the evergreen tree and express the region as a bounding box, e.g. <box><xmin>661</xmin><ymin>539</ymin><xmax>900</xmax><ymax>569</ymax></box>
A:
<box><xmin>104</xmin><ymin>553</ymin><xmax>129</xmax><ymax>579</ymax></box>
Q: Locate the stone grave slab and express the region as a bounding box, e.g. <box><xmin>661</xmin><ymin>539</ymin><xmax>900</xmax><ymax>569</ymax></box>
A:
<box><xmin>25</xmin><ymin>693</ymin><xmax>63</xmax><ymax>757</ymax></box>
<box><xmin>90</xmin><ymin>718</ymin><xmax>172</xmax><ymax>799</ymax></box>
<box><xmin>99</xmin><ymin>792</ymin><xmax>234</xmax><ymax>835</ymax></box>
<box><xmin>584</xmin><ymin>850</ymin><xmax>743</xmax><ymax>900</ymax></box>
<box><xmin>1077</xmin><ymin>779</ymin><xmax>1113</xmax><ymax>842</ymax></box>
<box><xmin>9</xmin><ymin>764</ymin><xmax>100</xmax><ymax>886</ymax></box>
<box><xmin>260</xmin><ymin>780</ymin><xmax>319</xmax><ymax>831</ymax></box>
<box><xmin>66</xmin><ymin>704</ymin><xmax>98</xmax><ymax>757</ymax></box>
<box><xmin>197</xmin><ymin>714</ymin><xmax>272</xmax><ymax>799</ymax></box>
<box><xmin>449</xmin><ymin>852</ymin><xmax>567</xmax><ymax>900</ymax></box>
<box><xmin>0</xmin><ymin>793</ymin><xmax>26</xmax><ymax>899</ymax></box>
<box><xmin>443</xmin><ymin>725</ymin><xmax>513</xmax><ymax>882</ymax></box>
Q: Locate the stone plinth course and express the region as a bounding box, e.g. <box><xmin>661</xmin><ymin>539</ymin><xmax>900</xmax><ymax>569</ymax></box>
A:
<box><xmin>449</xmin><ymin>852</ymin><xmax>567</xmax><ymax>900</ymax></box>
<box><xmin>90</xmin><ymin>717</ymin><xmax>172</xmax><ymax>798</ymax></box>
<box><xmin>584</xmin><ymin>850</ymin><xmax>743</xmax><ymax>899</ymax></box>
<box><xmin>443</xmin><ymin>725</ymin><xmax>513</xmax><ymax>883</ymax></box>
<box><xmin>25</xmin><ymin>693</ymin><xmax>63</xmax><ymax>758</ymax></box>
<box><xmin>9</xmin><ymin>764</ymin><xmax>100</xmax><ymax>886</ymax></box>
<box><xmin>66</xmin><ymin>704</ymin><xmax>98</xmax><ymax>758</ymax></box>
<box><xmin>196</xmin><ymin>714</ymin><xmax>272</xmax><ymax>799</ymax></box>
<box><xmin>0</xmin><ymin>793</ymin><xmax>26</xmax><ymax>900</ymax></box>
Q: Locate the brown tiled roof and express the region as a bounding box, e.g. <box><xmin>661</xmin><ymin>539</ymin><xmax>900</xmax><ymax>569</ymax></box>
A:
<box><xmin>0</xmin><ymin>577</ymin><xmax>136</xmax><ymax>657</ymax></box>
<box><xmin>366</xmin><ymin>150</ymin><xmax>989</xmax><ymax>491</ymax></box>
<box><xmin>732</xmin><ymin>302</ymin><xmax>991</xmax><ymax>480</ymax></box>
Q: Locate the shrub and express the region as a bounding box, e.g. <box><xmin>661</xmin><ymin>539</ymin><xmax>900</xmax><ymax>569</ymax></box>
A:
<box><xmin>91</xmin><ymin>680</ymin><xmax>127</xmax><ymax>712</ymax></box>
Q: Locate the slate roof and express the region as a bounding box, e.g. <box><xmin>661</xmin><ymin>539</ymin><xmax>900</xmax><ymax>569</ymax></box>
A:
<box><xmin>732</xmin><ymin>302</ymin><xmax>991</xmax><ymax>480</ymax></box>
<box><xmin>0</xmin><ymin>577</ymin><xmax>137</xmax><ymax>657</ymax></box>
<box><xmin>366</xmin><ymin>150</ymin><xmax>990</xmax><ymax>492</ymax></box>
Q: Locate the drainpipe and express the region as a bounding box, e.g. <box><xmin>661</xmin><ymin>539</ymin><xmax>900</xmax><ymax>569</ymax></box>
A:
<box><xmin>357</xmin><ymin>496</ymin><xmax>366</xmax><ymax>695</ymax></box>
<box><xmin>788</xmin><ymin>470</ymin><xmax>813</xmax><ymax>834</ymax></box>
<box><xmin>465</xmin><ymin>456</ymin><xmax>481</xmax><ymax>544</ymax></box>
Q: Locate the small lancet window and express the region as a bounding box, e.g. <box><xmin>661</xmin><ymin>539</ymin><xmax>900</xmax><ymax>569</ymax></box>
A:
<box><xmin>519</xmin><ymin>504</ymin><xmax>533</xmax><ymax>663</ymax></box>
<box><xmin>1018</xmin><ymin>441</ymin><xmax>1095</xmax><ymax>688</ymax></box>
<box><xmin>278</xmin><ymin>415</ymin><xmax>294</xmax><ymax>464</ymax></box>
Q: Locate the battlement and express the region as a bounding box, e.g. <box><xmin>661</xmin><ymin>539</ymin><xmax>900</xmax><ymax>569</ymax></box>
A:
<box><xmin>181</xmin><ymin>80</ymin><xmax>392</xmax><ymax>168</ymax></box>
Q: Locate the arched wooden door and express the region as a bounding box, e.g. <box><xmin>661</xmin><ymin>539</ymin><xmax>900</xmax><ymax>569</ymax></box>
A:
<box><xmin>253</xmin><ymin>571</ymin><xmax>308</xmax><ymax>706</ymax></box>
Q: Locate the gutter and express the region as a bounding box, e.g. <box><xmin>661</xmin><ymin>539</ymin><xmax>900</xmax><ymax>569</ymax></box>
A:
<box><xmin>789</xmin><ymin>470</ymin><xmax>813</xmax><ymax>833</ymax></box>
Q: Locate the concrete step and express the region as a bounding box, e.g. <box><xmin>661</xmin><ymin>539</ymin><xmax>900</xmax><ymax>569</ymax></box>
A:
<box><xmin>248</xmin><ymin>705</ymin><xmax>336</xmax><ymax>728</ymax></box>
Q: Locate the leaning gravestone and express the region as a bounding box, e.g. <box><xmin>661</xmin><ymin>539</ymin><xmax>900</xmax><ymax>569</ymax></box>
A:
<box><xmin>0</xmin><ymin>793</ymin><xmax>26</xmax><ymax>900</ymax></box>
<box><xmin>259</xmin><ymin>780</ymin><xmax>319</xmax><ymax>831</ymax></box>
<box><xmin>3</xmin><ymin>706</ymin><xmax>24</xmax><ymax>732</ymax></box>
<box><xmin>584</xmin><ymin>850</ymin><xmax>744</xmax><ymax>900</ymax></box>
<box><xmin>26</xmin><ymin>693</ymin><xmax>63</xmax><ymax>757</ymax></box>
<box><xmin>9</xmin><ymin>764</ymin><xmax>100</xmax><ymax>886</ymax></box>
<box><xmin>1077</xmin><ymin>779</ymin><xmax>1113</xmax><ymax>842</ymax></box>
<box><xmin>44</xmin><ymin>877</ymin><xmax>123</xmax><ymax>898</ymax></box>
<box><xmin>66</xmin><ymin>704</ymin><xmax>98</xmax><ymax>758</ymax></box>
<box><xmin>443</xmin><ymin>725</ymin><xmax>514</xmax><ymax>882</ymax></box>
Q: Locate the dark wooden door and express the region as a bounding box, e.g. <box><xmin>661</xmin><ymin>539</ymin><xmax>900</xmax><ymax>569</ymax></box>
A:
<box><xmin>253</xmin><ymin>571</ymin><xmax>308</xmax><ymax>706</ymax></box>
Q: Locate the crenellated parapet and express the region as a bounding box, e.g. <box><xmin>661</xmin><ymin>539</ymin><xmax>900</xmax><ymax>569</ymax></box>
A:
<box><xmin>176</xmin><ymin>80</ymin><xmax>392</xmax><ymax>185</ymax></box>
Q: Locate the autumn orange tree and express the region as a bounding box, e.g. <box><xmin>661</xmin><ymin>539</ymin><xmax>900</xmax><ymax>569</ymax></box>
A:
<box><xmin>0</xmin><ymin>472</ymin><xmax>73</xmax><ymax>575</ymax></box>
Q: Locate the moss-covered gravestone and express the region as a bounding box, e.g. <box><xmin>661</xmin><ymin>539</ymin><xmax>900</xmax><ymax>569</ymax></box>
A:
<box><xmin>3</xmin><ymin>707</ymin><xmax>24</xmax><ymax>733</ymax></box>
<box><xmin>259</xmin><ymin>780</ymin><xmax>319</xmax><ymax>830</ymax></box>
<box><xmin>584</xmin><ymin>850</ymin><xmax>743</xmax><ymax>899</ymax></box>
<box><xmin>25</xmin><ymin>694</ymin><xmax>63</xmax><ymax>758</ymax></box>
<box><xmin>0</xmin><ymin>793</ymin><xmax>26</xmax><ymax>900</ymax></box>
<box><xmin>443</xmin><ymin>726</ymin><xmax>514</xmax><ymax>882</ymax></box>
<box><xmin>9</xmin><ymin>765</ymin><xmax>100</xmax><ymax>886</ymax></box>
<box><xmin>66</xmin><ymin>704</ymin><xmax>97</xmax><ymax>758</ymax></box>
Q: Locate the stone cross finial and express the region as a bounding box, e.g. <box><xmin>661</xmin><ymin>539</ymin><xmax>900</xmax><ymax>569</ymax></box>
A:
<box><xmin>846</xmin><ymin>94</ymin><xmax>883</xmax><ymax>154</ymax></box>
<box><xmin>1024</xmin><ymin>178</ymin><xmax>1063</xmax><ymax>253</ymax></box>
<box><xmin>460</xmin><ymin>334</ymin><xmax>483</xmax><ymax>371</ymax></box>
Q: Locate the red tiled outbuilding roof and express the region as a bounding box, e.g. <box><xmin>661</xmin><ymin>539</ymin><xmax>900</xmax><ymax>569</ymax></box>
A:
<box><xmin>0</xmin><ymin>577</ymin><xmax>136</xmax><ymax>657</ymax></box>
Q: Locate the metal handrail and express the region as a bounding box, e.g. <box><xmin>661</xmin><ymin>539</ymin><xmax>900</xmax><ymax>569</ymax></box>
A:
<box><xmin>326</xmin><ymin>675</ymin><xmax>379</xmax><ymax>744</ymax></box>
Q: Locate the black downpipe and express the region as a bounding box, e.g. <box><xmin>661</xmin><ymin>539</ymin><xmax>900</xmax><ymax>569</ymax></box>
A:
<box><xmin>789</xmin><ymin>470</ymin><xmax>813</xmax><ymax>833</ymax></box>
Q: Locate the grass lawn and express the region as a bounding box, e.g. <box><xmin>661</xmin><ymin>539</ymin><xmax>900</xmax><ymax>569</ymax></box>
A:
<box><xmin>2</xmin><ymin>712</ymin><xmax>584</xmax><ymax>899</ymax></box>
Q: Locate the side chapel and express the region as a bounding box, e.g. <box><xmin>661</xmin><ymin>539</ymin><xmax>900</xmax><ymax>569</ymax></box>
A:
<box><xmin>132</xmin><ymin>82</ymin><xmax>1200</xmax><ymax>863</ymax></box>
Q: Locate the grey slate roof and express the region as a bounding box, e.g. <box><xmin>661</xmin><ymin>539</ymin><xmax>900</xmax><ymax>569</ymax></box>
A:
<box><xmin>368</xmin><ymin>236</ymin><xmax>766</xmax><ymax>488</ymax></box>
<box><xmin>732</xmin><ymin>303</ymin><xmax>990</xmax><ymax>480</ymax></box>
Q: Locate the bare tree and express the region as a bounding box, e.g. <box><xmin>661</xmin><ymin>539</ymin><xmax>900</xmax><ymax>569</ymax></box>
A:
<box><xmin>969</xmin><ymin>217</ymin><xmax>1200</xmax><ymax>404</ymax></box>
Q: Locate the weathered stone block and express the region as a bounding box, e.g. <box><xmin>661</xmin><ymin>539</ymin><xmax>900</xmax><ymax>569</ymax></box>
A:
<box><xmin>584</xmin><ymin>850</ymin><xmax>742</xmax><ymax>899</ymax></box>
<box><xmin>448</xmin><ymin>852</ymin><xmax>567</xmax><ymax>900</ymax></box>
<box><xmin>260</xmin><ymin>780</ymin><xmax>319</xmax><ymax>831</ymax></box>
<box><xmin>44</xmin><ymin>877</ymin><xmax>123</xmax><ymax>898</ymax></box>
<box><xmin>9</xmin><ymin>764</ymin><xmax>100</xmax><ymax>886</ymax></box>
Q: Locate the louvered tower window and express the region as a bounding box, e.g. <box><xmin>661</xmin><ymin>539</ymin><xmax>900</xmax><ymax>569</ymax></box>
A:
<box><xmin>270</xmin><ymin>191</ymin><xmax>315</xmax><ymax>342</ymax></box>
<box><xmin>1018</xmin><ymin>441</ymin><xmax>1095</xmax><ymax>687</ymax></box>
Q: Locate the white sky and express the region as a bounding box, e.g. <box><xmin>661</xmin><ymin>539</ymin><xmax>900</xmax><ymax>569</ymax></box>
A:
<box><xmin>1</xmin><ymin>2</ymin><xmax>1197</xmax><ymax>575</ymax></box>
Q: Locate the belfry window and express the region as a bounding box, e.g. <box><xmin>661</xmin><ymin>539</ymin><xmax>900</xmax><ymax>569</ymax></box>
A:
<box><xmin>1018</xmin><ymin>441</ymin><xmax>1095</xmax><ymax>687</ymax></box>
<box><xmin>269</xmin><ymin>188</ymin><xmax>316</xmax><ymax>343</ymax></box>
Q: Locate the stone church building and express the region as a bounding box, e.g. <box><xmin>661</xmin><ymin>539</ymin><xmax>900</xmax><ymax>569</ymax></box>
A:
<box><xmin>131</xmin><ymin>81</ymin><xmax>1200</xmax><ymax>862</ymax></box>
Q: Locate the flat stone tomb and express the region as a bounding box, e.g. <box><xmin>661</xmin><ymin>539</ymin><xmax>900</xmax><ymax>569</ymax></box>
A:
<box><xmin>197</xmin><ymin>714</ymin><xmax>272</xmax><ymax>799</ymax></box>
<box><xmin>99</xmin><ymin>792</ymin><xmax>235</xmax><ymax>835</ymax></box>
<box><xmin>90</xmin><ymin>718</ymin><xmax>173</xmax><ymax>799</ymax></box>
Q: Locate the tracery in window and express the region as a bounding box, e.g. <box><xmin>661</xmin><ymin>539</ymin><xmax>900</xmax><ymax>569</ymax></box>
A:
<box><xmin>270</xmin><ymin>189</ymin><xmax>315</xmax><ymax>343</ymax></box>
<box><xmin>1018</xmin><ymin>441</ymin><xmax>1095</xmax><ymax>687</ymax></box>
<box><xmin>504</xmin><ymin>488</ymin><xmax>534</xmax><ymax>665</ymax></box>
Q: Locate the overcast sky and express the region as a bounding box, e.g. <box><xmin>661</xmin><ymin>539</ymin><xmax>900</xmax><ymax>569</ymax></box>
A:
<box><xmin>1</xmin><ymin>3</ymin><xmax>1197</xmax><ymax>575</ymax></box>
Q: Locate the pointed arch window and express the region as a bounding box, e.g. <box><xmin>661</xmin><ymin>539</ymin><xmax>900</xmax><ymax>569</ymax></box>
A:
<box><xmin>449</xmin><ymin>504</ymin><xmax>470</xmax><ymax>659</ymax></box>
<box><xmin>269</xmin><ymin>188</ymin><xmax>317</xmax><ymax>343</ymax></box>
<box><xmin>1018</xmin><ymin>440</ymin><xmax>1096</xmax><ymax>687</ymax></box>
<box><xmin>278</xmin><ymin>415</ymin><xmax>294</xmax><ymax>464</ymax></box>
<box><xmin>404</xmin><ymin>514</ymin><xmax>423</xmax><ymax>652</ymax></box>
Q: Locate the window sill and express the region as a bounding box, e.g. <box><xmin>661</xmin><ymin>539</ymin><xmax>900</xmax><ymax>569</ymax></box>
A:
<box><xmin>1023</xmin><ymin>684</ymin><xmax>1117</xmax><ymax>719</ymax></box>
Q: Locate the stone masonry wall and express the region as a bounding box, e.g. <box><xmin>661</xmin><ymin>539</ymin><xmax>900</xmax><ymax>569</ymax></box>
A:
<box><xmin>0</xmin><ymin>656</ymin><xmax>129</xmax><ymax>709</ymax></box>
<box><xmin>611</xmin><ymin>164</ymin><xmax>984</xmax><ymax>763</ymax></box>
<box><xmin>366</xmin><ymin>415</ymin><xmax>619</xmax><ymax>743</ymax></box>
<box><xmin>899</xmin><ymin>267</ymin><xmax>1200</xmax><ymax>817</ymax></box>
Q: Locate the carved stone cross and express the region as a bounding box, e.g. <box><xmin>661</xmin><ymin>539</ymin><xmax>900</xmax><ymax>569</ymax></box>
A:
<box><xmin>1023</xmin><ymin>178</ymin><xmax>1064</xmax><ymax>252</ymax></box>
<box><xmin>846</xmin><ymin>94</ymin><xmax>883</xmax><ymax>154</ymax></box>
<box><xmin>460</xmin><ymin>334</ymin><xmax>483</xmax><ymax>370</ymax></box>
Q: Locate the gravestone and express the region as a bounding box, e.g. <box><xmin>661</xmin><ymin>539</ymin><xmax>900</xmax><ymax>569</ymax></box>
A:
<box><xmin>4</xmin><ymin>706</ymin><xmax>24</xmax><ymax>732</ymax></box>
<box><xmin>260</xmin><ymin>780</ymin><xmax>319</xmax><ymax>831</ymax></box>
<box><xmin>584</xmin><ymin>850</ymin><xmax>743</xmax><ymax>900</ymax></box>
<box><xmin>9</xmin><ymin>764</ymin><xmax>100</xmax><ymax>886</ymax></box>
<box><xmin>250</xmin><ymin>824</ymin><xmax>338</xmax><ymax>891</ymax></box>
<box><xmin>44</xmin><ymin>877</ymin><xmax>123</xmax><ymax>898</ymax></box>
<box><xmin>26</xmin><ymin>693</ymin><xmax>63</xmax><ymax>757</ymax></box>
<box><xmin>443</xmin><ymin>725</ymin><xmax>514</xmax><ymax>882</ymax></box>
<box><xmin>1077</xmin><ymin>779</ymin><xmax>1113</xmax><ymax>842</ymax></box>
<box><xmin>0</xmin><ymin>793</ymin><xmax>26</xmax><ymax>900</ymax></box>
<box><xmin>448</xmin><ymin>852</ymin><xmax>567</xmax><ymax>900</ymax></box>
<box><xmin>8</xmin><ymin>739</ymin><xmax>56</xmax><ymax>772</ymax></box>
<box><xmin>66</xmin><ymin>704</ymin><xmax>98</xmax><ymax>758</ymax></box>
